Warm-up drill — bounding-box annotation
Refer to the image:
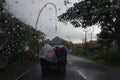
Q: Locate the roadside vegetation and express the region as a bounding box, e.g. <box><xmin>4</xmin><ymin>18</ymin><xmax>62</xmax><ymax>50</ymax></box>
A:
<box><xmin>0</xmin><ymin>0</ymin><xmax>45</xmax><ymax>72</ymax></box>
<box><xmin>59</xmin><ymin>0</ymin><xmax>120</xmax><ymax>67</ymax></box>
<box><xmin>74</xmin><ymin>42</ymin><xmax>120</xmax><ymax>66</ymax></box>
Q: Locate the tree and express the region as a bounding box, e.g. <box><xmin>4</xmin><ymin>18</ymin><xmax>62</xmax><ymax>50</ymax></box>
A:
<box><xmin>97</xmin><ymin>28</ymin><xmax>113</xmax><ymax>61</ymax></box>
<box><xmin>58</xmin><ymin>0</ymin><xmax>120</xmax><ymax>53</ymax></box>
<box><xmin>0</xmin><ymin>0</ymin><xmax>45</xmax><ymax>69</ymax></box>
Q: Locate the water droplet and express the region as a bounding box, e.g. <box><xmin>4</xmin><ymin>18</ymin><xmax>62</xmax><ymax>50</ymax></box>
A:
<box><xmin>2</xmin><ymin>10</ymin><xmax>5</xmax><ymax>13</ymax></box>
<box><xmin>14</xmin><ymin>1</ymin><xmax>19</xmax><ymax>4</ymax></box>
<box><xmin>49</xmin><ymin>7</ymin><xmax>52</xmax><ymax>10</ymax></box>
<box><xmin>20</xmin><ymin>42</ymin><xmax>23</xmax><ymax>45</ymax></box>
<box><xmin>86</xmin><ymin>1</ymin><xmax>91</xmax><ymax>4</ymax></box>
<box><xmin>5</xmin><ymin>50</ymin><xmax>8</xmax><ymax>52</ymax></box>
<box><xmin>8</xmin><ymin>31</ymin><xmax>10</xmax><ymax>34</ymax></box>
<box><xmin>11</xmin><ymin>15</ymin><xmax>15</xmax><ymax>18</ymax></box>
<box><xmin>12</xmin><ymin>49</ymin><xmax>15</xmax><ymax>51</ymax></box>
<box><xmin>110</xmin><ymin>0</ymin><xmax>113</xmax><ymax>2</ymax></box>
<box><xmin>20</xmin><ymin>27</ymin><xmax>24</xmax><ymax>30</ymax></box>
<box><xmin>18</xmin><ymin>50</ymin><xmax>21</xmax><ymax>52</ymax></box>
<box><xmin>8</xmin><ymin>51</ymin><xmax>11</xmax><ymax>54</ymax></box>
<box><xmin>4</xmin><ymin>20</ymin><xmax>8</xmax><ymax>23</ymax></box>
<box><xmin>17</xmin><ymin>34</ymin><xmax>19</xmax><ymax>36</ymax></box>
<box><xmin>16</xmin><ymin>43</ymin><xmax>18</xmax><ymax>45</ymax></box>
<box><xmin>58</xmin><ymin>8</ymin><xmax>61</xmax><ymax>11</ymax></box>
<box><xmin>21</xmin><ymin>43</ymin><xmax>24</xmax><ymax>46</ymax></box>
<box><xmin>13</xmin><ymin>28</ymin><xmax>16</xmax><ymax>31</ymax></box>
<box><xmin>31</xmin><ymin>1</ymin><xmax>35</xmax><ymax>4</ymax></box>
<box><xmin>12</xmin><ymin>44</ymin><xmax>15</xmax><ymax>46</ymax></box>
<box><xmin>30</xmin><ymin>13</ymin><xmax>32</xmax><ymax>16</ymax></box>
<box><xmin>34</xmin><ymin>36</ymin><xmax>37</xmax><ymax>38</ymax></box>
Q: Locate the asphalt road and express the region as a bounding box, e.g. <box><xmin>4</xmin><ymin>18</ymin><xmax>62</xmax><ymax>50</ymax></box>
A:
<box><xmin>16</xmin><ymin>54</ymin><xmax>120</xmax><ymax>80</ymax></box>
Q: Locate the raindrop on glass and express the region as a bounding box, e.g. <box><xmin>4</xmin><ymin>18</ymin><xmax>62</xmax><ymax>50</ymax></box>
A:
<box><xmin>12</xmin><ymin>49</ymin><xmax>15</xmax><ymax>51</ymax></box>
<box><xmin>58</xmin><ymin>8</ymin><xmax>61</xmax><ymax>11</ymax></box>
<box><xmin>110</xmin><ymin>0</ymin><xmax>113</xmax><ymax>2</ymax></box>
<box><xmin>8</xmin><ymin>31</ymin><xmax>10</xmax><ymax>34</ymax></box>
<box><xmin>30</xmin><ymin>13</ymin><xmax>32</xmax><ymax>16</ymax></box>
<box><xmin>34</xmin><ymin>36</ymin><xmax>37</xmax><ymax>38</ymax></box>
<box><xmin>14</xmin><ymin>1</ymin><xmax>19</xmax><ymax>4</ymax></box>
<box><xmin>5</xmin><ymin>50</ymin><xmax>8</xmax><ymax>52</ymax></box>
<box><xmin>11</xmin><ymin>15</ymin><xmax>15</xmax><ymax>18</ymax></box>
<box><xmin>20</xmin><ymin>42</ymin><xmax>23</xmax><ymax>45</ymax></box>
<box><xmin>13</xmin><ymin>28</ymin><xmax>16</xmax><ymax>31</ymax></box>
<box><xmin>49</xmin><ymin>18</ymin><xmax>52</xmax><ymax>21</ymax></box>
<box><xmin>86</xmin><ymin>1</ymin><xmax>91</xmax><ymax>4</ymax></box>
<box><xmin>17</xmin><ymin>34</ymin><xmax>19</xmax><ymax>36</ymax></box>
<box><xmin>12</xmin><ymin>44</ymin><xmax>15</xmax><ymax>46</ymax></box>
<box><xmin>49</xmin><ymin>7</ymin><xmax>52</xmax><ymax>10</ymax></box>
<box><xmin>17</xmin><ymin>25</ymin><xmax>20</xmax><ymax>27</ymax></box>
<box><xmin>18</xmin><ymin>50</ymin><xmax>21</xmax><ymax>52</ymax></box>
<box><xmin>2</xmin><ymin>10</ymin><xmax>5</xmax><ymax>13</ymax></box>
<box><xmin>31</xmin><ymin>1</ymin><xmax>34</xmax><ymax>4</ymax></box>
<box><xmin>20</xmin><ymin>27</ymin><xmax>23</xmax><ymax>30</ymax></box>
<box><xmin>8</xmin><ymin>51</ymin><xmax>11</xmax><ymax>54</ymax></box>
<box><xmin>4</xmin><ymin>20</ymin><xmax>8</xmax><ymax>23</ymax></box>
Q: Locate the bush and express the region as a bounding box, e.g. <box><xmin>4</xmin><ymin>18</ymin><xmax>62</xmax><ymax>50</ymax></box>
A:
<box><xmin>75</xmin><ymin>48</ymin><xmax>86</xmax><ymax>56</ymax></box>
<box><xmin>10</xmin><ymin>52</ymin><xmax>28</xmax><ymax>64</ymax></box>
<box><xmin>107</xmin><ymin>44</ymin><xmax>120</xmax><ymax>62</ymax></box>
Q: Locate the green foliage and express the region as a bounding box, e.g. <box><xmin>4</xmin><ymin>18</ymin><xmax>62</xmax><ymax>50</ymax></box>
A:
<box><xmin>10</xmin><ymin>52</ymin><xmax>27</xmax><ymax>64</ymax></box>
<box><xmin>0</xmin><ymin>1</ymin><xmax>45</xmax><ymax>70</ymax></box>
<box><xmin>63</xmin><ymin>41</ymin><xmax>73</xmax><ymax>51</ymax></box>
<box><xmin>93</xmin><ymin>51</ymin><xmax>105</xmax><ymax>60</ymax></box>
<box><xmin>87</xmin><ymin>43</ymin><xmax>120</xmax><ymax>64</ymax></box>
<box><xmin>58</xmin><ymin>0</ymin><xmax>120</xmax><ymax>53</ymax></box>
<box><xmin>75</xmin><ymin>48</ymin><xmax>86</xmax><ymax>56</ymax></box>
<box><xmin>98</xmin><ymin>28</ymin><xmax>114</xmax><ymax>46</ymax></box>
<box><xmin>107</xmin><ymin>43</ymin><xmax>120</xmax><ymax>62</ymax></box>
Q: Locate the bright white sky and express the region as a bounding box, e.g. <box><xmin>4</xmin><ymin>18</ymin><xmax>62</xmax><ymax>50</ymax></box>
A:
<box><xmin>4</xmin><ymin>0</ymin><xmax>101</xmax><ymax>43</ymax></box>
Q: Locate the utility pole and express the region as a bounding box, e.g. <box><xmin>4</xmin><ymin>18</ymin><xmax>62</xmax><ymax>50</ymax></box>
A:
<box><xmin>83</xmin><ymin>29</ymin><xmax>88</xmax><ymax>44</ymax></box>
<box><xmin>89</xmin><ymin>27</ymin><xmax>94</xmax><ymax>41</ymax></box>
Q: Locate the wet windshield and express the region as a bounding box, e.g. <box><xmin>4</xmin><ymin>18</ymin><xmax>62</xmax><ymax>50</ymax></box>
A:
<box><xmin>1</xmin><ymin>0</ymin><xmax>120</xmax><ymax>80</ymax></box>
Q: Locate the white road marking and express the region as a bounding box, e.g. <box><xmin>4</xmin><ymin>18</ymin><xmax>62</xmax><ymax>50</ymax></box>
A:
<box><xmin>77</xmin><ymin>70</ymin><xmax>87</xmax><ymax>80</ymax></box>
<box><xmin>14</xmin><ymin>65</ymin><xmax>37</xmax><ymax>80</ymax></box>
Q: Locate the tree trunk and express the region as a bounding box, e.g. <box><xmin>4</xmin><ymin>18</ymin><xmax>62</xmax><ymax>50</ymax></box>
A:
<box><xmin>105</xmin><ymin>43</ymin><xmax>110</xmax><ymax>62</ymax></box>
<box><xmin>115</xmin><ymin>37</ymin><xmax>120</xmax><ymax>53</ymax></box>
<box><xmin>114</xmin><ymin>25</ymin><xmax>120</xmax><ymax>53</ymax></box>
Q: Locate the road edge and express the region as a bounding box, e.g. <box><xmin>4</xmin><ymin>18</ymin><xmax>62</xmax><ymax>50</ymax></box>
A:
<box><xmin>14</xmin><ymin>64</ymin><xmax>38</xmax><ymax>80</ymax></box>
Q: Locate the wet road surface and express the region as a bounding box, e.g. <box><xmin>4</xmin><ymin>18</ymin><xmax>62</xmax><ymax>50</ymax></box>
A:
<box><xmin>16</xmin><ymin>54</ymin><xmax>120</xmax><ymax>80</ymax></box>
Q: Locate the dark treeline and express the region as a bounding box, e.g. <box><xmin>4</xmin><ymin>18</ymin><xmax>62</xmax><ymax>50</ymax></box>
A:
<box><xmin>0</xmin><ymin>0</ymin><xmax>45</xmax><ymax>70</ymax></box>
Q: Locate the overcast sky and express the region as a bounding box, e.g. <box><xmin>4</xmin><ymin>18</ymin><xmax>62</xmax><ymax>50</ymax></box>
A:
<box><xmin>4</xmin><ymin>0</ymin><xmax>101</xmax><ymax>43</ymax></box>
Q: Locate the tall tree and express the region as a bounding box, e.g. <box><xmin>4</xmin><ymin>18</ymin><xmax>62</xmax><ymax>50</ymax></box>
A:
<box><xmin>58</xmin><ymin>0</ymin><xmax>120</xmax><ymax>53</ymax></box>
<box><xmin>97</xmin><ymin>28</ymin><xmax>113</xmax><ymax>61</ymax></box>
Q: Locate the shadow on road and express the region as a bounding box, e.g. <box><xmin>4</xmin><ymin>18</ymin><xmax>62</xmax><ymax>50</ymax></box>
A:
<box><xmin>41</xmin><ymin>70</ymin><xmax>66</xmax><ymax>80</ymax></box>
